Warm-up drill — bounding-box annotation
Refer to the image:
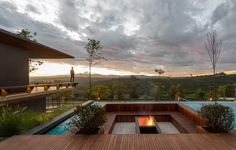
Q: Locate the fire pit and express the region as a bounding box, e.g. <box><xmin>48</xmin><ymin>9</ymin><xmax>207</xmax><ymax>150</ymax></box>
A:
<box><xmin>135</xmin><ymin>116</ymin><xmax>161</xmax><ymax>134</ymax></box>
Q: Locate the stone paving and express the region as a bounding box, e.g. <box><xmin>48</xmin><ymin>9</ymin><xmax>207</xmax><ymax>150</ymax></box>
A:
<box><xmin>158</xmin><ymin>122</ymin><xmax>180</xmax><ymax>134</ymax></box>
<box><xmin>112</xmin><ymin>122</ymin><xmax>180</xmax><ymax>134</ymax></box>
<box><xmin>112</xmin><ymin>123</ymin><xmax>136</xmax><ymax>134</ymax></box>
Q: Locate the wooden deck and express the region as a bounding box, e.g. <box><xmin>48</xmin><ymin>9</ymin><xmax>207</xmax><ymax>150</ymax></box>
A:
<box><xmin>0</xmin><ymin>134</ymin><xmax>235</xmax><ymax>150</ymax></box>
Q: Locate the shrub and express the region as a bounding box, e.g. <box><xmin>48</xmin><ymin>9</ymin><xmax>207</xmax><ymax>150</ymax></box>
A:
<box><xmin>0</xmin><ymin>107</ymin><xmax>22</xmax><ymax>137</ymax></box>
<box><xmin>198</xmin><ymin>103</ymin><xmax>235</xmax><ymax>133</ymax></box>
<box><xmin>69</xmin><ymin>104</ymin><xmax>106</xmax><ymax>134</ymax></box>
<box><xmin>0</xmin><ymin>105</ymin><xmax>72</xmax><ymax>137</ymax></box>
<box><xmin>18</xmin><ymin>111</ymin><xmax>47</xmax><ymax>132</ymax></box>
<box><xmin>0</xmin><ymin>106</ymin><xmax>41</xmax><ymax>137</ymax></box>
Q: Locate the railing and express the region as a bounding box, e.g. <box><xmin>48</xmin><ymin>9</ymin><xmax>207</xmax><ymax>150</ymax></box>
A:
<box><xmin>0</xmin><ymin>82</ymin><xmax>78</xmax><ymax>96</ymax></box>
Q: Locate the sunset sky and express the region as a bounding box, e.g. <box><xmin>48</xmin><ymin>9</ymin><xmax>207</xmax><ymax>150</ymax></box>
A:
<box><xmin>0</xmin><ymin>0</ymin><xmax>236</xmax><ymax>77</ymax></box>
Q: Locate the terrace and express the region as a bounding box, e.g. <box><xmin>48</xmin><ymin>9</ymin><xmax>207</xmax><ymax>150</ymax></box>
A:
<box><xmin>0</xmin><ymin>25</ymin><xmax>236</xmax><ymax>150</ymax></box>
<box><xmin>0</xmin><ymin>101</ymin><xmax>236</xmax><ymax>150</ymax></box>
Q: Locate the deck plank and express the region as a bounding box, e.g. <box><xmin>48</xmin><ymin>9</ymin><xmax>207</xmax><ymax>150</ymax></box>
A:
<box><xmin>1</xmin><ymin>134</ymin><xmax>235</xmax><ymax>150</ymax></box>
<box><xmin>103</xmin><ymin>113</ymin><xmax>116</xmax><ymax>134</ymax></box>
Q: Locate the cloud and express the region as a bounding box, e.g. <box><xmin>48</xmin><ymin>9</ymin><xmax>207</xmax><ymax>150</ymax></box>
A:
<box><xmin>58</xmin><ymin>0</ymin><xmax>81</xmax><ymax>31</ymax></box>
<box><xmin>211</xmin><ymin>2</ymin><xmax>230</xmax><ymax>25</ymax></box>
<box><xmin>26</xmin><ymin>4</ymin><xmax>40</xmax><ymax>14</ymax></box>
<box><xmin>0</xmin><ymin>0</ymin><xmax>235</xmax><ymax>76</ymax></box>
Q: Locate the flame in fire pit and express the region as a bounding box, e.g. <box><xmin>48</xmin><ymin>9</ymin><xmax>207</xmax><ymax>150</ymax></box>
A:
<box><xmin>138</xmin><ymin>116</ymin><xmax>155</xmax><ymax>126</ymax></box>
<box><xmin>147</xmin><ymin>116</ymin><xmax>155</xmax><ymax>126</ymax></box>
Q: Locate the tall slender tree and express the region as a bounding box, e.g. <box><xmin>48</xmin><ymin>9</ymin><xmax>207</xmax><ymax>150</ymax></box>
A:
<box><xmin>205</xmin><ymin>30</ymin><xmax>222</xmax><ymax>100</ymax></box>
<box><xmin>85</xmin><ymin>39</ymin><xmax>105</xmax><ymax>99</ymax></box>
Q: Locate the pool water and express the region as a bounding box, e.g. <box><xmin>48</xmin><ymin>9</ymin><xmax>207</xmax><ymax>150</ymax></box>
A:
<box><xmin>183</xmin><ymin>101</ymin><xmax>236</xmax><ymax>130</ymax></box>
<box><xmin>46</xmin><ymin>117</ymin><xmax>73</xmax><ymax>135</ymax></box>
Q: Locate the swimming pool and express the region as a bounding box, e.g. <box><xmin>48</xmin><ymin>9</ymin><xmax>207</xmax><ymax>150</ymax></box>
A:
<box><xmin>46</xmin><ymin>116</ymin><xmax>72</xmax><ymax>135</ymax></box>
<box><xmin>183</xmin><ymin>101</ymin><xmax>236</xmax><ymax>130</ymax></box>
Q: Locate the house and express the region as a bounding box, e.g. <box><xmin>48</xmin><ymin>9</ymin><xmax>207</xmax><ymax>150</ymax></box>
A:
<box><xmin>0</xmin><ymin>28</ymin><xmax>73</xmax><ymax>87</ymax></box>
<box><xmin>0</xmin><ymin>28</ymin><xmax>76</xmax><ymax>111</ymax></box>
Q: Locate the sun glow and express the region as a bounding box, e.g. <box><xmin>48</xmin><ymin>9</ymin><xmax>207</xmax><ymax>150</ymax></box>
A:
<box><xmin>30</xmin><ymin>62</ymin><xmax>135</xmax><ymax>77</ymax></box>
<box><xmin>31</xmin><ymin>62</ymin><xmax>236</xmax><ymax>77</ymax></box>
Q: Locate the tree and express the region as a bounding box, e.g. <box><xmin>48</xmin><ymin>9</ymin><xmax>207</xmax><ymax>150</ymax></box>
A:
<box><xmin>16</xmin><ymin>29</ymin><xmax>43</xmax><ymax>73</ymax></box>
<box><xmin>127</xmin><ymin>76</ymin><xmax>139</xmax><ymax>99</ymax></box>
<box><xmin>85</xmin><ymin>39</ymin><xmax>105</xmax><ymax>99</ymax></box>
<box><xmin>17</xmin><ymin>29</ymin><xmax>37</xmax><ymax>42</ymax></box>
<box><xmin>205</xmin><ymin>30</ymin><xmax>222</xmax><ymax>100</ymax></box>
<box><xmin>28</xmin><ymin>59</ymin><xmax>43</xmax><ymax>73</ymax></box>
<box><xmin>155</xmin><ymin>85</ymin><xmax>161</xmax><ymax>100</ymax></box>
<box><xmin>176</xmin><ymin>84</ymin><xmax>184</xmax><ymax>98</ymax></box>
<box><xmin>195</xmin><ymin>88</ymin><xmax>206</xmax><ymax>100</ymax></box>
<box><xmin>154</xmin><ymin>69</ymin><xmax>165</xmax><ymax>77</ymax></box>
<box><xmin>129</xmin><ymin>85</ymin><xmax>138</xmax><ymax>99</ymax></box>
<box><xmin>225</xmin><ymin>84</ymin><xmax>235</xmax><ymax>97</ymax></box>
<box><xmin>168</xmin><ymin>84</ymin><xmax>184</xmax><ymax>100</ymax></box>
<box><xmin>217</xmin><ymin>84</ymin><xmax>235</xmax><ymax>98</ymax></box>
<box><xmin>91</xmin><ymin>85</ymin><xmax>111</xmax><ymax>100</ymax></box>
<box><xmin>112</xmin><ymin>82</ymin><xmax>126</xmax><ymax>100</ymax></box>
<box><xmin>217</xmin><ymin>85</ymin><xmax>226</xmax><ymax>97</ymax></box>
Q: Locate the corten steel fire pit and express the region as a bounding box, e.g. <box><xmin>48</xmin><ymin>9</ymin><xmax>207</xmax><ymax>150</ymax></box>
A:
<box><xmin>135</xmin><ymin>116</ymin><xmax>161</xmax><ymax>134</ymax></box>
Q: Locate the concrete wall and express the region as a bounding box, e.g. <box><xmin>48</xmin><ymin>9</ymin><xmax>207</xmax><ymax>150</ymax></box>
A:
<box><xmin>9</xmin><ymin>96</ymin><xmax>47</xmax><ymax>112</ymax></box>
<box><xmin>0</xmin><ymin>43</ymin><xmax>29</xmax><ymax>87</ymax></box>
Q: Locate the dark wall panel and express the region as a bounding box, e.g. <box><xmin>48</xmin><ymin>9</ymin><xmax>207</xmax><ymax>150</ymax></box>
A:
<box><xmin>0</xmin><ymin>43</ymin><xmax>29</xmax><ymax>87</ymax></box>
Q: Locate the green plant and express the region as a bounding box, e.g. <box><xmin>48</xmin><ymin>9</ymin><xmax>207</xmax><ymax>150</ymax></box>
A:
<box><xmin>69</xmin><ymin>104</ymin><xmax>106</xmax><ymax>134</ymax></box>
<box><xmin>195</xmin><ymin>88</ymin><xmax>206</xmax><ymax>100</ymax></box>
<box><xmin>0</xmin><ymin>106</ymin><xmax>46</xmax><ymax>137</ymax></box>
<box><xmin>155</xmin><ymin>85</ymin><xmax>161</xmax><ymax>100</ymax></box>
<box><xmin>112</xmin><ymin>82</ymin><xmax>126</xmax><ymax>100</ymax></box>
<box><xmin>91</xmin><ymin>85</ymin><xmax>111</xmax><ymax>100</ymax></box>
<box><xmin>169</xmin><ymin>84</ymin><xmax>184</xmax><ymax>100</ymax></box>
<box><xmin>0</xmin><ymin>105</ymin><xmax>74</xmax><ymax>137</ymax></box>
<box><xmin>129</xmin><ymin>85</ymin><xmax>139</xmax><ymax>99</ymax></box>
<box><xmin>198</xmin><ymin>103</ymin><xmax>235</xmax><ymax>133</ymax></box>
<box><xmin>0</xmin><ymin>107</ymin><xmax>22</xmax><ymax>137</ymax></box>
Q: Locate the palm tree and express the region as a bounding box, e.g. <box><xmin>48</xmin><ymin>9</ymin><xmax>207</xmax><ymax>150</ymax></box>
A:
<box><xmin>154</xmin><ymin>69</ymin><xmax>165</xmax><ymax>78</ymax></box>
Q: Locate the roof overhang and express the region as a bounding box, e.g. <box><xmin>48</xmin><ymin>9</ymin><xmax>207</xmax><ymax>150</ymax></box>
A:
<box><xmin>0</xmin><ymin>28</ymin><xmax>74</xmax><ymax>59</ymax></box>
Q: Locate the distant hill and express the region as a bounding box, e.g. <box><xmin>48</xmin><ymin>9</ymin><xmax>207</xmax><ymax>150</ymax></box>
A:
<box><xmin>30</xmin><ymin>73</ymin><xmax>236</xmax><ymax>82</ymax></box>
<box><xmin>30</xmin><ymin>73</ymin><xmax>236</xmax><ymax>90</ymax></box>
<box><xmin>30</xmin><ymin>73</ymin><xmax>236</xmax><ymax>100</ymax></box>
